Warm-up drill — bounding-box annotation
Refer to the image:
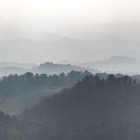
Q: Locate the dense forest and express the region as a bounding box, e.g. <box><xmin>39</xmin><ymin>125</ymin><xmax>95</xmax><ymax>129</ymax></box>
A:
<box><xmin>0</xmin><ymin>111</ymin><xmax>23</xmax><ymax>140</ymax></box>
<box><xmin>0</xmin><ymin>70</ymin><xmax>92</xmax><ymax>98</ymax></box>
<box><xmin>0</xmin><ymin>70</ymin><xmax>92</xmax><ymax>115</ymax></box>
<box><xmin>1</xmin><ymin>74</ymin><xmax>140</xmax><ymax>140</ymax></box>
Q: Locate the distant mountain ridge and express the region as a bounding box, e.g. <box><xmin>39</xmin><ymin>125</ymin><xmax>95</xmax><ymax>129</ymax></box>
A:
<box><xmin>79</xmin><ymin>56</ymin><xmax>140</xmax><ymax>74</ymax></box>
<box><xmin>110</xmin><ymin>56</ymin><xmax>137</xmax><ymax>62</ymax></box>
<box><xmin>0</xmin><ymin>62</ymin><xmax>101</xmax><ymax>77</ymax></box>
<box><xmin>0</xmin><ymin>20</ymin><xmax>140</xmax><ymax>63</ymax></box>
<box><xmin>0</xmin><ymin>57</ymin><xmax>139</xmax><ymax>76</ymax></box>
<box><xmin>0</xmin><ymin>58</ymin><xmax>139</xmax><ymax>76</ymax></box>
<box><xmin>0</xmin><ymin>62</ymin><xmax>36</xmax><ymax>68</ymax></box>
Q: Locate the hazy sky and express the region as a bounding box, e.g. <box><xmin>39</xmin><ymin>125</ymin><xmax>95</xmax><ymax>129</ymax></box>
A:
<box><xmin>0</xmin><ymin>0</ymin><xmax>140</xmax><ymax>24</ymax></box>
<box><xmin>0</xmin><ymin>0</ymin><xmax>140</xmax><ymax>63</ymax></box>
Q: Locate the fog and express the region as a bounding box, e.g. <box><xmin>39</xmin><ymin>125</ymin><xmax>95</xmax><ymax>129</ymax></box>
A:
<box><xmin>0</xmin><ymin>0</ymin><xmax>140</xmax><ymax>63</ymax></box>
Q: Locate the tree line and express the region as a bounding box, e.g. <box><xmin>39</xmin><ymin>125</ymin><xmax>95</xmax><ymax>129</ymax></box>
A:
<box><xmin>0</xmin><ymin>70</ymin><xmax>92</xmax><ymax>98</ymax></box>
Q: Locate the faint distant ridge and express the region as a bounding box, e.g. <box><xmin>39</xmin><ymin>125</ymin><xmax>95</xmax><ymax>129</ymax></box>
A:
<box><xmin>79</xmin><ymin>55</ymin><xmax>140</xmax><ymax>74</ymax></box>
<box><xmin>93</xmin><ymin>56</ymin><xmax>139</xmax><ymax>66</ymax></box>
<box><xmin>0</xmin><ymin>62</ymin><xmax>36</xmax><ymax>77</ymax></box>
<box><xmin>110</xmin><ymin>56</ymin><xmax>137</xmax><ymax>63</ymax></box>
<box><xmin>33</xmin><ymin>62</ymin><xmax>101</xmax><ymax>75</ymax></box>
<box><xmin>0</xmin><ymin>61</ymin><xmax>36</xmax><ymax>69</ymax></box>
<box><xmin>0</xmin><ymin>61</ymin><xmax>101</xmax><ymax>77</ymax></box>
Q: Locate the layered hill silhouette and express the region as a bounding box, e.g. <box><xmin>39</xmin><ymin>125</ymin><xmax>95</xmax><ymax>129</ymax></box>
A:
<box><xmin>0</xmin><ymin>62</ymin><xmax>100</xmax><ymax>77</ymax></box>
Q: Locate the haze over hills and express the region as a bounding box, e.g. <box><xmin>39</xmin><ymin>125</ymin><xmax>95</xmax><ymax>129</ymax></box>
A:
<box><xmin>0</xmin><ymin>62</ymin><xmax>101</xmax><ymax>77</ymax></box>
<box><xmin>0</xmin><ymin>62</ymin><xmax>36</xmax><ymax>68</ymax></box>
<box><xmin>0</xmin><ymin>67</ymin><xmax>27</xmax><ymax>77</ymax></box>
<box><xmin>0</xmin><ymin>57</ymin><xmax>140</xmax><ymax>76</ymax></box>
<box><xmin>0</xmin><ymin>19</ymin><xmax>140</xmax><ymax>63</ymax></box>
<box><xmin>0</xmin><ymin>62</ymin><xmax>35</xmax><ymax>77</ymax></box>
<box><xmin>0</xmin><ymin>17</ymin><xmax>61</xmax><ymax>42</ymax></box>
<box><xmin>78</xmin><ymin>56</ymin><xmax>140</xmax><ymax>74</ymax></box>
<box><xmin>48</xmin><ymin>36</ymin><xmax>140</xmax><ymax>61</ymax></box>
<box><xmin>33</xmin><ymin>62</ymin><xmax>101</xmax><ymax>75</ymax></box>
<box><xmin>66</xmin><ymin>21</ymin><xmax>140</xmax><ymax>42</ymax></box>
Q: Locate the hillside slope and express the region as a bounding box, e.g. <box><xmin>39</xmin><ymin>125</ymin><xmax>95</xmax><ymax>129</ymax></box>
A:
<box><xmin>18</xmin><ymin>74</ymin><xmax>140</xmax><ymax>140</ymax></box>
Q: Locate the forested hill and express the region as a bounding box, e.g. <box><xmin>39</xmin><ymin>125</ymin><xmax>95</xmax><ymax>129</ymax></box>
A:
<box><xmin>32</xmin><ymin>62</ymin><xmax>101</xmax><ymax>75</ymax></box>
<box><xmin>0</xmin><ymin>70</ymin><xmax>92</xmax><ymax>115</ymax></box>
<box><xmin>0</xmin><ymin>110</ymin><xmax>23</xmax><ymax>140</ymax></box>
<box><xmin>16</xmin><ymin>74</ymin><xmax>140</xmax><ymax>140</ymax></box>
<box><xmin>0</xmin><ymin>70</ymin><xmax>92</xmax><ymax>98</ymax></box>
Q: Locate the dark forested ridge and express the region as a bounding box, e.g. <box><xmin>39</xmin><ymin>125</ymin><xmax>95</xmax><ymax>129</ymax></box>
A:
<box><xmin>0</xmin><ymin>70</ymin><xmax>92</xmax><ymax>115</ymax></box>
<box><xmin>0</xmin><ymin>70</ymin><xmax>92</xmax><ymax>98</ymax></box>
<box><xmin>6</xmin><ymin>74</ymin><xmax>140</xmax><ymax>140</ymax></box>
<box><xmin>0</xmin><ymin>110</ymin><xmax>23</xmax><ymax>140</ymax></box>
<box><xmin>1</xmin><ymin>74</ymin><xmax>140</xmax><ymax>140</ymax></box>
